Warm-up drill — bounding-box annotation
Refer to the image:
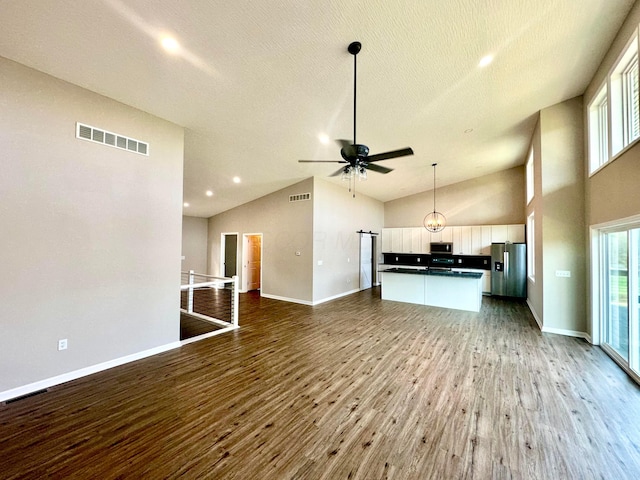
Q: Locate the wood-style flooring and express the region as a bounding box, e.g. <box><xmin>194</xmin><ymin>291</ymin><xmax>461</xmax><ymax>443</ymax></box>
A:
<box><xmin>2</xmin><ymin>288</ymin><xmax>640</xmax><ymax>479</ymax></box>
<box><xmin>180</xmin><ymin>313</ymin><xmax>222</xmax><ymax>340</ymax></box>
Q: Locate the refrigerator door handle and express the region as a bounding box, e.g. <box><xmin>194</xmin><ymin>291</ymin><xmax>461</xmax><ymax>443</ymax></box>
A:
<box><xmin>504</xmin><ymin>251</ymin><xmax>509</xmax><ymax>278</ymax></box>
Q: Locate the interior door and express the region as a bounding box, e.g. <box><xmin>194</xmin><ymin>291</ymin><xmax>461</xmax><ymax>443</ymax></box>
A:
<box><xmin>245</xmin><ymin>234</ymin><xmax>262</xmax><ymax>291</ymax></box>
<box><xmin>360</xmin><ymin>233</ymin><xmax>373</xmax><ymax>290</ymax></box>
<box><xmin>223</xmin><ymin>234</ymin><xmax>237</xmax><ymax>277</ymax></box>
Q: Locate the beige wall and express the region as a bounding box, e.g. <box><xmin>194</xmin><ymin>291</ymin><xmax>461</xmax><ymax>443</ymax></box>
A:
<box><xmin>207</xmin><ymin>178</ymin><xmax>314</xmax><ymax>302</ymax></box>
<box><xmin>584</xmin><ymin>0</ymin><xmax>640</xmax><ymax>227</ymax></box>
<box><xmin>384</xmin><ymin>167</ymin><xmax>525</xmax><ymax>227</ymax></box>
<box><xmin>526</xmin><ymin>117</ymin><xmax>544</xmax><ymax>325</ymax></box>
<box><xmin>539</xmin><ymin>97</ymin><xmax>586</xmax><ymax>334</ymax></box>
<box><xmin>181</xmin><ymin>216</ymin><xmax>208</xmax><ymax>273</ymax></box>
<box><xmin>0</xmin><ymin>57</ymin><xmax>184</xmax><ymax>395</ymax></box>
<box><xmin>313</xmin><ymin>178</ymin><xmax>384</xmax><ymax>302</ymax></box>
<box><xmin>583</xmin><ymin>2</ymin><xmax>640</xmax><ymax>340</ymax></box>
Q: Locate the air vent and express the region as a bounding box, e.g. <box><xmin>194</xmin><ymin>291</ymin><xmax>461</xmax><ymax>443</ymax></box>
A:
<box><xmin>289</xmin><ymin>193</ymin><xmax>311</xmax><ymax>202</ymax></box>
<box><xmin>76</xmin><ymin>123</ymin><xmax>149</xmax><ymax>156</ymax></box>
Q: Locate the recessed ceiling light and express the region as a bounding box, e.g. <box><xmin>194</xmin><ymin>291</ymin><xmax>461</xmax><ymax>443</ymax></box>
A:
<box><xmin>161</xmin><ymin>36</ymin><xmax>180</xmax><ymax>54</ymax></box>
<box><xmin>183</xmin><ymin>202</ymin><xmax>190</xmax><ymax>207</ymax></box>
<box><xmin>318</xmin><ymin>133</ymin><xmax>330</xmax><ymax>144</ymax></box>
<box><xmin>206</xmin><ymin>190</ymin><xmax>213</xmax><ymax>197</ymax></box>
<box><xmin>233</xmin><ymin>176</ymin><xmax>241</xmax><ymax>184</ymax></box>
<box><xmin>478</xmin><ymin>55</ymin><xmax>493</xmax><ymax>68</ymax></box>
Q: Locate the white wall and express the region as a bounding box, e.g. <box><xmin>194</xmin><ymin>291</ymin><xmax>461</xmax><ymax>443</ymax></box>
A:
<box><xmin>181</xmin><ymin>216</ymin><xmax>208</xmax><ymax>273</ymax></box>
<box><xmin>0</xmin><ymin>58</ymin><xmax>184</xmax><ymax>396</ymax></box>
<box><xmin>313</xmin><ymin>178</ymin><xmax>384</xmax><ymax>302</ymax></box>
<box><xmin>384</xmin><ymin>167</ymin><xmax>525</xmax><ymax>227</ymax></box>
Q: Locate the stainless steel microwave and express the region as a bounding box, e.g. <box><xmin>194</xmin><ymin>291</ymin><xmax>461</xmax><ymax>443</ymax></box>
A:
<box><xmin>430</xmin><ymin>242</ymin><xmax>453</xmax><ymax>254</ymax></box>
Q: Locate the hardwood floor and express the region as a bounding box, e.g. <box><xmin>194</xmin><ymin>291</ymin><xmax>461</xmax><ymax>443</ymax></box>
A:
<box><xmin>2</xmin><ymin>288</ymin><xmax>640</xmax><ymax>479</ymax></box>
<box><xmin>180</xmin><ymin>313</ymin><xmax>223</xmax><ymax>340</ymax></box>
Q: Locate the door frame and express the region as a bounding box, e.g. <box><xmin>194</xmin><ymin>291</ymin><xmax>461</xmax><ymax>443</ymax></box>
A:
<box><xmin>220</xmin><ymin>232</ymin><xmax>239</xmax><ymax>278</ymax></box>
<box><xmin>242</xmin><ymin>233</ymin><xmax>263</xmax><ymax>293</ymax></box>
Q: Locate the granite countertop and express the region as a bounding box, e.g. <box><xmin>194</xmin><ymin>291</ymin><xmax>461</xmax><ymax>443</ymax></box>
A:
<box><xmin>381</xmin><ymin>268</ymin><xmax>483</xmax><ymax>279</ymax></box>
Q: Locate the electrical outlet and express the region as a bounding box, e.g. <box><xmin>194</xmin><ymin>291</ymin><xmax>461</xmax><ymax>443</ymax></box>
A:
<box><xmin>58</xmin><ymin>339</ymin><xmax>68</xmax><ymax>351</ymax></box>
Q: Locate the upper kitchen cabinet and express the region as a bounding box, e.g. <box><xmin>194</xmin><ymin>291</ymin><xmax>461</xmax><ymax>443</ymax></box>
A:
<box><xmin>507</xmin><ymin>224</ymin><xmax>525</xmax><ymax>243</ymax></box>
<box><xmin>382</xmin><ymin>224</ymin><xmax>525</xmax><ymax>255</ymax></box>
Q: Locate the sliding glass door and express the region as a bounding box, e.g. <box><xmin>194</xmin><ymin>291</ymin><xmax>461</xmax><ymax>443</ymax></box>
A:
<box><xmin>600</xmin><ymin>226</ymin><xmax>640</xmax><ymax>380</ymax></box>
<box><xmin>605</xmin><ymin>231</ymin><xmax>629</xmax><ymax>359</ymax></box>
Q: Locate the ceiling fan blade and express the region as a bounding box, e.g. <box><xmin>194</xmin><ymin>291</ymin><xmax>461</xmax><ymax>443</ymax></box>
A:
<box><xmin>329</xmin><ymin>166</ymin><xmax>347</xmax><ymax>177</ymax></box>
<box><xmin>366</xmin><ymin>147</ymin><xmax>414</xmax><ymax>163</ymax></box>
<box><xmin>365</xmin><ymin>163</ymin><xmax>393</xmax><ymax>174</ymax></box>
<box><xmin>298</xmin><ymin>160</ymin><xmax>347</xmax><ymax>163</ymax></box>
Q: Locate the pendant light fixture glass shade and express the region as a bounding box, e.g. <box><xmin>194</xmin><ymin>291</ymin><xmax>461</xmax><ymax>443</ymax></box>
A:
<box><xmin>423</xmin><ymin>163</ymin><xmax>446</xmax><ymax>232</ymax></box>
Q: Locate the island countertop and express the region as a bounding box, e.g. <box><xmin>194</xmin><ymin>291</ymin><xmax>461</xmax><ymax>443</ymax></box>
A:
<box><xmin>381</xmin><ymin>268</ymin><xmax>483</xmax><ymax>279</ymax></box>
<box><xmin>380</xmin><ymin>268</ymin><xmax>483</xmax><ymax>311</ymax></box>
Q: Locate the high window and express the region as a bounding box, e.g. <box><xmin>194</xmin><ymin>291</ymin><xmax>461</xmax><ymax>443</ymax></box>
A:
<box><xmin>525</xmin><ymin>147</ymin><xmax>534</xmax><ymax>204</ymax></box>
<box><xmin>588</xmin><ymin>85</ymin><xmax>609</xmax><ymax>173</ymax></box>
<box><xmin>611</xmin><ymin>35</ymin><xmax>639</xmax><ymax>156</ymax></box>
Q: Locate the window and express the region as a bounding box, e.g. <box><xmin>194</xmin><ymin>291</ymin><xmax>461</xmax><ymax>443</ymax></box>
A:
<box><xmin>610</xmin><ymin>34</ymin><xmax>639</xmax><ymax>156</ymax></box>
<box><xmin>527</xmin><ymin>212</ymin><xmax>535</xmax><ymax>281</ymax></box>
<box><xmin>525</xmin><ymin>147</ymin><xmax>534</xmax><ymax>204</ymax></box>
<box><xmin>588</xmin><ymin>84</ymin><xmax>609</xmax><ymax>173</ymax></box>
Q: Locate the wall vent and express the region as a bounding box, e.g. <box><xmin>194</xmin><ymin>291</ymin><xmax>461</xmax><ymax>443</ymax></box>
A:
<box><xmin>289</xmin><ymin>193</ymin><xmax>311</xmax><ymax>202</ymax></box>
<box><xmin>76</xmin><ymin>123</ymin><xmax>149</xmax><ymax>156</ymax></box>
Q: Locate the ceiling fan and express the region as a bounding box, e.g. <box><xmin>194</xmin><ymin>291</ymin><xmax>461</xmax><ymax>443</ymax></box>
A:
<box><xmin>298</xmin><ymin>41</ymin><xmax>414</xmax><ymax>194</ymax></box>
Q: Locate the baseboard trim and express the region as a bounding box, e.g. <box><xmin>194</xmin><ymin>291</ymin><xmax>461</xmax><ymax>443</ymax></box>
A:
<box><xmin>260</xmin><ymin>293</ymin><xmax>313</xmax><ymax>306</ymax></box>
<box><xmin>526</xmin><ymin>299</ymin><xmax>543</xmax><ymax>330</ymax></box>
<box><xmin>0</xmin><ymin>341</ymin><xmax>181</xmax><ymax>403</ymax></box>
<box><xmin>260</xmin><ymin>288</ymin><xmax>362</xmax><ymax>306</ymax></box>
<box><xmin>540</xmin><ymin>326</ymin><xmax>589</xmax><ymax>339</ymax></box>
<box><xmin>311</xmin><ymin>288</ymin><xmax>361</xmax><ymax>306</ymax></box>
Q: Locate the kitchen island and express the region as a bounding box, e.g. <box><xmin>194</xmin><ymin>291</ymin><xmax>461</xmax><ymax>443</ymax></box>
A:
<box><xmin>380</xmin><ymin>267</ymin><xmax>483</xmax><ymax>312</ymax></box>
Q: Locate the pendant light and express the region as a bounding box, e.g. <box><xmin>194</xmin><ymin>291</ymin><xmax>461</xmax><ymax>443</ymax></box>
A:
<box><xmin>423</xmin><ymin>163</ymin><xmax>446</xmax><ymax>232</ymax></box>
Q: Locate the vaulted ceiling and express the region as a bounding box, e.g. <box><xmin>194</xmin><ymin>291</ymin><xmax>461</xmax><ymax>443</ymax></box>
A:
<box><xmin>1</xmin><ymin>0</ymin><xmax>635</xmax><ymax>217</ymax></box>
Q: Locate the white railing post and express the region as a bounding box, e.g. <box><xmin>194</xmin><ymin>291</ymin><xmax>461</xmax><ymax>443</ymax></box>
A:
<box><xmin>232</xmin><ymin>275</ymin><xmax>239</xmax><ymax>327</ymax></box>
<box><xmin>187</xmin><ymin>270</ymin><xmax>195</xmax><ymax>314</ymax></box>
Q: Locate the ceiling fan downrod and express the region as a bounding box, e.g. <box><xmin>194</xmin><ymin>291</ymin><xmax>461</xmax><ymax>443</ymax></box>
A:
<box><xmin>348</xmin><ymin>41</ymin><xmax>361</xmax><ymax>146</ymax></box>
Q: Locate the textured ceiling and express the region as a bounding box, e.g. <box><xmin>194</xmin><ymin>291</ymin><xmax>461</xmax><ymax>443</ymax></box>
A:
<box><xmin>0</xmin><ymin>0</ymin><xmax>635</xmax><ymax>217</ymax></box>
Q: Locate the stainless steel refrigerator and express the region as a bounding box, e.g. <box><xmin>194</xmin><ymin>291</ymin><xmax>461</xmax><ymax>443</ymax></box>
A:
<box><xmin>491</xmin><ymin>242</ymin><xmax>526</xmax><ymax>298</ymax></box>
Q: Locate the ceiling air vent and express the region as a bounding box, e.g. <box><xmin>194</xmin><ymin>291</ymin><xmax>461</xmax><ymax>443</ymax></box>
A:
<box><xmin>289</xmin><ymin>193</ymin><xmax>311</xmax><ymax>202</ymax></box>
<box><xmin>76</xmin><ymin>123</ymin><xmax>149</xmax><ymax>156</ymax></box>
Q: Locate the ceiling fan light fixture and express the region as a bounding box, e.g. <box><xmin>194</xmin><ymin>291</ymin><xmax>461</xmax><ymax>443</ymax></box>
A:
<box><xmin>423</xmin><ymin>163</ymin><xmax>446</xmax><ymax>233</ymax></box>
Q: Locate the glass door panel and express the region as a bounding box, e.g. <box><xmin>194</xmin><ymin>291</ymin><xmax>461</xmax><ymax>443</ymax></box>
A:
<box><xmin>630</xmin><ymin>229</ymin><xmax>640</xmax><ymax>375</ymax></box>
<box><xmin>605</xmin><ymin>231</ymin><xmax>629</xmax><ymax>360</ymax></box>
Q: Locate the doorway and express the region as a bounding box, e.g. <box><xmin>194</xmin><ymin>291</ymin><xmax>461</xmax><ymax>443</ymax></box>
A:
<box><xmin>221</xmin><ymin>233</ymin><xmax>238</xmax><ymax>277</ymax></box>
<box><xmin>359</xmin><ymin>232</ymin><xmax>375</xmax><ymax>290</ymax></box>
<box><xmin>592</xmin><ymin>218</ymin><xmax>640</xmax><ymax>384</ymax></box>
<box><xmin>243</xmin><ymin>234</ymin><xmax>262</xmax><ymax>292</ymax></box>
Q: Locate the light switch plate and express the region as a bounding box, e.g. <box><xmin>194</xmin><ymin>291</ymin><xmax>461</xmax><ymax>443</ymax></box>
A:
<box><xmin>555</xmin><ymin>270</ymin><xmax>571</xmax><ymax>277</ymax></box>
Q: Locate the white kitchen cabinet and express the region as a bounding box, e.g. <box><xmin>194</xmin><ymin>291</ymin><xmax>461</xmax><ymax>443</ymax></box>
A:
<box><xmin>491</xmin><ymin>225</ymin><xmax>508</xmax><ymax>243</ymax></box>
<box><xmin>459</xmin><ymin>226</ymin><xmax>472</xmax><ymax>254</ymax></box>
<box><xmin>471</xmin><ymin>226</ymin><xmax>483</xmax><ymax>255</ymax></box>
<box><xmin>402</xmin><ymin>228</ymin><xmax>422</xmax><ymax>253</ymax></box>
<box><xmin>483</xmin><ymin>272</ymin><xmax>491</xmax><ymax>294</ymax></box>
<box><xmin>481</xmin><ymin>226</ymin><xmax>493</xmax><ymax>254</ymax></box>
<box><xmin>450</xmin><ymin>227</ymin><xmax>462</xmax><ymax>255</ymax></box>
<box><xmin>421</xmin><ymin>229</ymin><xmax>431</xmax><ymax>253</ymax></box>
<box><xmin>507</xmin><ymin>224</ymin><xmax>525</xmax><ymax>243</ymax></box>
<box><xmin>381</xmin><ymin>228</ymin><xmax>391</xmax><ymax>252</ymax></box>
<box><xmin>441</xmin><ymin>228</ymin><xmax>453</xmax><ymax>243</ymax></box>
<box><xmin>391</xmin><ymin>228</ymin><xmax>403</xmax><ymax>252</ymax></box>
